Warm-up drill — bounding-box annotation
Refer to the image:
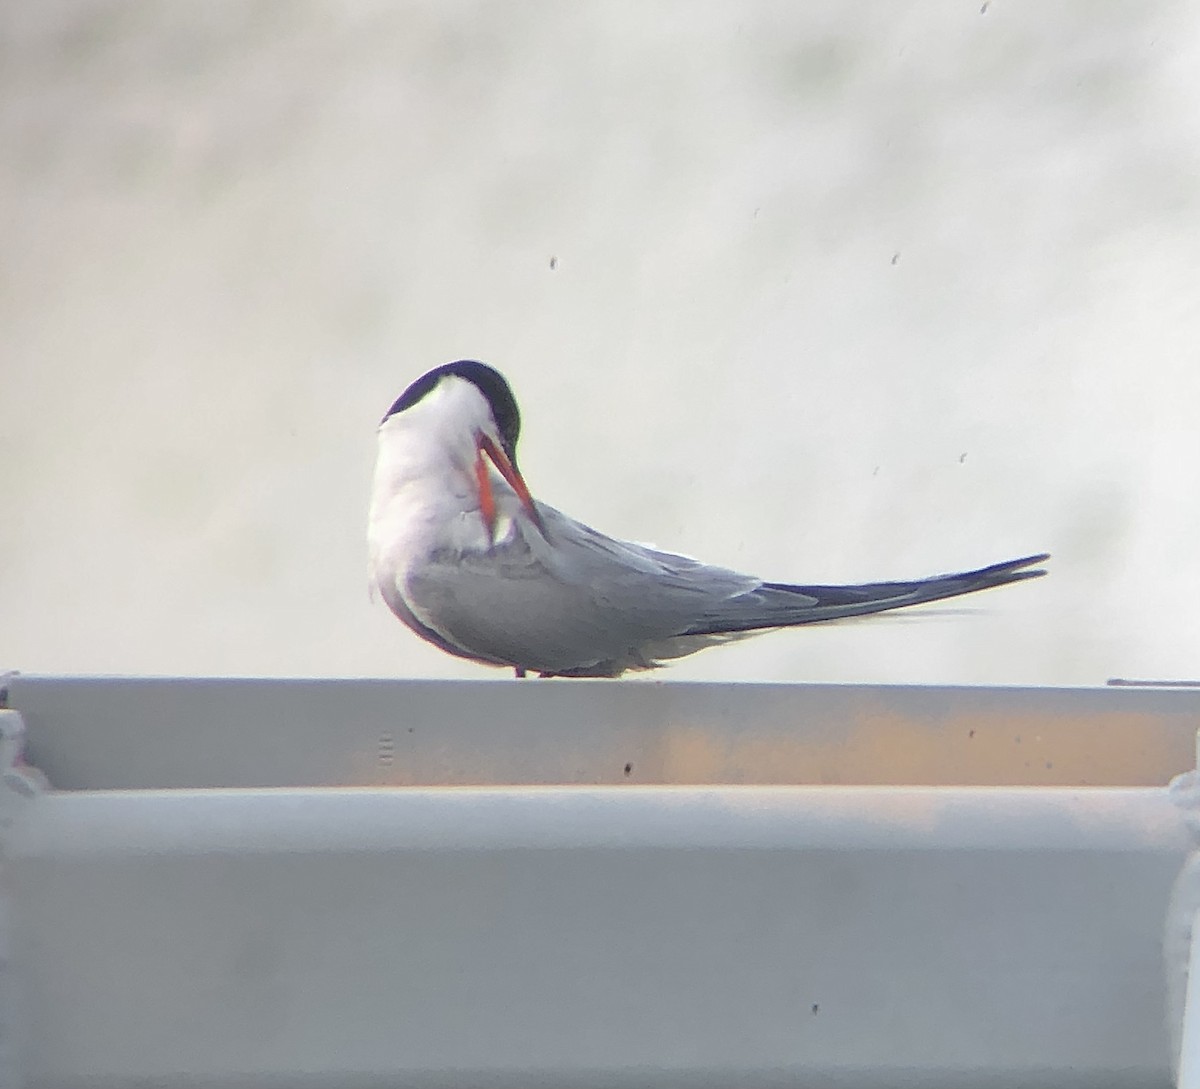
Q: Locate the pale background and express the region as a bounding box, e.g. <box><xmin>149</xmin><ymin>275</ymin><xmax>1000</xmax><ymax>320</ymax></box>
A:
<box><xmin>2</xmin><ymin>1</ymin><xmax>1197</xmax><ymax>685</ymax></box>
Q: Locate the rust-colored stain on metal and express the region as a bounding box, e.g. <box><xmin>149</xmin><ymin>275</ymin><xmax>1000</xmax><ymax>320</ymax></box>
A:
<box><xmin>326</xmin><ymin>687</ymin><xmax>1200</xmax><ymax>789</ymax></box>
<box><xmin>346</xmin><ymin>706</ymin><xmax>1195</xmax><ymax>788</ymax></box>
<box><xmin>661</xmin><ymin>707</ymin><xmax>1193</xmax><ymax>787</ymax></box>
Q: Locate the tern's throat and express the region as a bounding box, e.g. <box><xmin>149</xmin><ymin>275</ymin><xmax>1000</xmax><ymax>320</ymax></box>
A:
<box><xmin>368</xmin><ymin>411</ymin><xmax>506</xmax><ymax>579</ymax></box>
<box><xmin>370</xmin><ymin>414</ymin><xmax>478</xmax><ymax>524</ymax></box>
<box><xmin>369</xmin><ymin>375</ymin><xmax>531</xmax><ymax>573</ymax></box>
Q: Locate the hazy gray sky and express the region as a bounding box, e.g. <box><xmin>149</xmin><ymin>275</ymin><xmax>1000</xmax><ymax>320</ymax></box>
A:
<box><xmin>2</xmin><ymin>1</ymin><xmax>1198</xmax><ymax>684</ymax></box>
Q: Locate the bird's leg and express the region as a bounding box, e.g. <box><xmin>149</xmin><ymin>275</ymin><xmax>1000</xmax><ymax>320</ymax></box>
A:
<box><xmin>514</xmin><ymin>667</ymin><xmax>527</xmax><ymax>678</ymax></box>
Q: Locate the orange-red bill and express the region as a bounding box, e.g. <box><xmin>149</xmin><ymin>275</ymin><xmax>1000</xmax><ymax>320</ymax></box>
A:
<box><xmin>474</xmin><ymin>447</ymin><xmax>497</xmax><ymax>541</ymax></box>
<box><xmin>477</xmin><ymin>432</ymin><xmax>546</xmax><ymax>537</ymax></box>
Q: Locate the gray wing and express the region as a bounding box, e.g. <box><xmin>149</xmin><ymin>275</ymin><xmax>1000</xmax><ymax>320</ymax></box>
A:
<box><xmin>404</xmin><ymin>503</ymin><xmax>763</xmax><ymax>676</ymax></box>
<box><xmin>407</xmin><ymin>502</ymin><xmax>1048</xmax><ymax>676</ymax></box>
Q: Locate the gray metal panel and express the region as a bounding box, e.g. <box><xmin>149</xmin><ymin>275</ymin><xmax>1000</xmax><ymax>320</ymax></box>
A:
<box><xmin>6</xmin><ymin>676</ymin><xmax>1200</xmax><ymax>789</ymax></box>
<box><xmin>4</xmin><ymin>678</ymin><xmax>1197</xmax><ymax>1087</ymax></box>
<box><xmin>6</xmin><ymin>785</ymin><xmax>1190</xmax><ymax>1089</ymax></box>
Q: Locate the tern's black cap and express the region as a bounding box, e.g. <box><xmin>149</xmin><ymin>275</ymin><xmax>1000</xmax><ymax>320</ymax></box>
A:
<box><xmin>383</xmin><ymin>360</ymin><xmax>522</xmax><ymax>458</ymax></box>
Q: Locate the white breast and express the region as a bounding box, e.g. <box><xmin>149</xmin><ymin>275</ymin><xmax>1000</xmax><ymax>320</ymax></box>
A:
<box><xmin>366</xmin><ymin>377</ymin><xmax>515</xmax><ymax>612</ymax></box>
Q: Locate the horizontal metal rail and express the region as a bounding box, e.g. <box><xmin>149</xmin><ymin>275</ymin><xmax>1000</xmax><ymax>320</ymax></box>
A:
<box><xmin>2</xmin><ymin>677</ymin><xmax>1198</xmax><ymax>1088</ymax></box>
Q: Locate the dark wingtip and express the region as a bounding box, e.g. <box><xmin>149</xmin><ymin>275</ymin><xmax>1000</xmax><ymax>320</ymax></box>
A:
<box><xmin>944</xmin><ymin>552</ymin><xmax>1049</xmax><ymax>592</ymax></box>
<box><xmin>687</xmin><ymin>549</ymin><xmax>1050</xmax><ymax>637</ymax></box>
<box><xmin>992</xmin><ymin>552</ymin><xmax>1051</xmax><ymax>580</ymax></box>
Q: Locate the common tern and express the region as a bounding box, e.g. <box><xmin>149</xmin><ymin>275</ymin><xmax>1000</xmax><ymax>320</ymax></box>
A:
<box><xmin>368</xmin><ymin>360</ymin><xmax>1048</xmax><ymax>677</ymax></box>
